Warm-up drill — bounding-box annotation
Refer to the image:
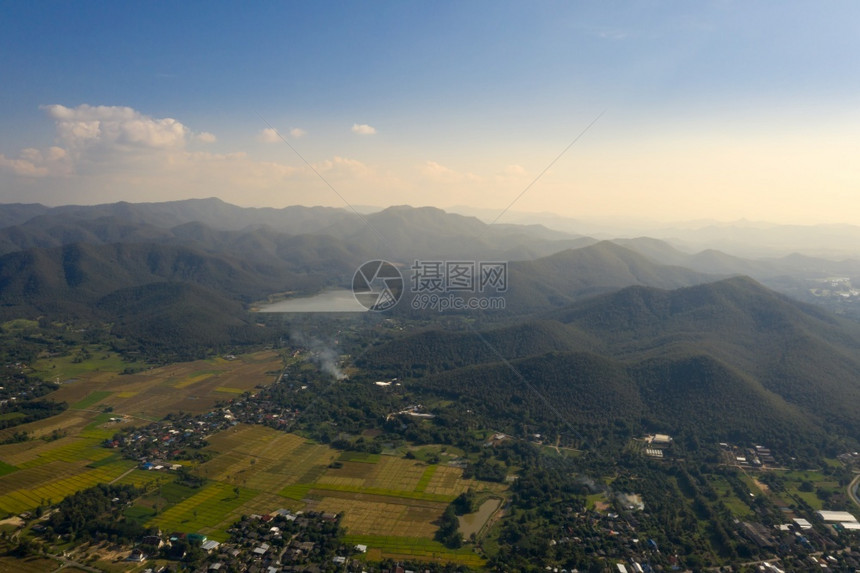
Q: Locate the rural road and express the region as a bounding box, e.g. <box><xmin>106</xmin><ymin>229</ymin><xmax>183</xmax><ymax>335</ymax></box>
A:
<box><xmin>848</xmin><ymin>473</ymin><xmax>860</xmax><ymax>509</ymax></box>
<box><xmin>49</xmin><ymin>554</ymin><xmax>103</xmax><ymax>573</ymax></box>
<box><xmin>109</xmin><ymin>467</ymin><xmax>137</xmax><ymax>484</ymax></box>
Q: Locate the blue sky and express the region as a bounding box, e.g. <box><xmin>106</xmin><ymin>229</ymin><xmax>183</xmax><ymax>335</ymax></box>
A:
<box><xmin>2</xmin><ymin>1</ymin><xmax>859</xmax><ymax>223</ymax></box>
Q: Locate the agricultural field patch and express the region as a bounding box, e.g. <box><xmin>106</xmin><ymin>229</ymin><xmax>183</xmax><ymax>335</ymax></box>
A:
<box><xmin>200</xmin><ymin>425</ymin><xmax>335</xmax><ymax>493</ymax></box>
<box><xmin>338</xmin><ymin>451</ymin><xmax>381</xmax><ymax>463</ymax></box>
<box><xmin>70</xmin><ymin>390</ymin><xmax>112</xmax><ymax>410</ymax></box>
<box><xmin>0</xmin><ymin>554</ymin><xmax>59</xmax><ymax>573</ymax></box>
<box><xmin>0</xmin><ymin>461</ymin><xmax>132</xmax><ymax>515</ymax></box>
<box><xmin>343</xmin><ymin>534</ymin><xmax>486</xmax><ymax>568</ymax></box>
<box><xmin>173</xmin><ymin>370</ymin><xmax>222</xmax><ymax>389</ymax></box>
<box><xmin>316</xmin><ymin>496</ymin><xmax>443</xmax><ymax>538</ymax></box>
<box><xmin>148</xmin><ymin>482</ymin><xmax>258</xmax><ymax>541</ymax></box>
<box><xmin>34</xmin><ymin>351</ymin><xmax>282</xmax><ymax>427</ymax></box>
<box><xmin>0</xmin><ymin>460</ymin><xmax>18</xmax><ymax>477</ymax></box>
<box><xmin>215</xmin><ymin>386</ymin><xmax>244</xmax><ymax>393</ymax></box>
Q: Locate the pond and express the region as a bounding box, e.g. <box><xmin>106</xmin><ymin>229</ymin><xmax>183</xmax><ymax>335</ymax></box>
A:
<box><xmin>458</xmin><ymin>497</ymin><xmax>502</xmax><ymax>538</ymax></box>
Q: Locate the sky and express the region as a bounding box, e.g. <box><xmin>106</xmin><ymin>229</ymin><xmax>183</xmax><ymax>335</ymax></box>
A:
<box><xmin>1</xmin><ymin>1</ymin><xmax>859</xmax><ymax>224</ymax></box>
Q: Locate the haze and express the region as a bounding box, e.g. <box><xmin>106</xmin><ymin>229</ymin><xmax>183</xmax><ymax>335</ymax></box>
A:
<box><xmin>2</xmin><ymin>2</ymin><xmax>859</xmax><ymax>225</ymax></box>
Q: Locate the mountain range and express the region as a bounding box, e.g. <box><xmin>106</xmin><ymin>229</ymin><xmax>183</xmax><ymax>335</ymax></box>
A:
<box><xmin>1</xmin><ymin>198</ymin><xmax>859</xmax><ymax>449</ymax></box>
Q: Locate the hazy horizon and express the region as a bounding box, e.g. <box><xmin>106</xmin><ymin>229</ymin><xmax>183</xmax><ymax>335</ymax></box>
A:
<box><xmin>3</xmin><ymin>2</ymin><xmax>860</xmax><ymax>225</ymax></box>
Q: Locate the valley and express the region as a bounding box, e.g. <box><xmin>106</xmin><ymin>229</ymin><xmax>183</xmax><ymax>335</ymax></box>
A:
<box><xmin>2</xmin><ymin>201</ymin><xmax>860</xmax><ymax>572</ymax></box>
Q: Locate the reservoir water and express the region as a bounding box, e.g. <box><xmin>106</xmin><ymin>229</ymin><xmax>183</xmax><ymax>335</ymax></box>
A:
<box><xmin>255</xmin><ymin>289</ymin><xmax>367</xmax><ymax>313</ymax></box>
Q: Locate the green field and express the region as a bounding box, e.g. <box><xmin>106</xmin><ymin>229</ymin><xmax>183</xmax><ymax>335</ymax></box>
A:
<box><xmin>148</xmin><ymin>482</ymin><xmax>259</xmax><ymax>540</ymax></box>
<box><xmin>70</xmin><ymin>391</ymin><xmax>113</xmax><ymax>410</ymax></box>
<box><xmin>707</xmin><ymin>475</ymin><xmax>753</xmax><ymax>517</ymax></box>
<box><xmin>344</xmin><ymin>534</ymin><xmax>486</xmax><ymax>568</ymax></box>
<box><xmin>586</xmin><ymin>492</ymin><xmax>606</xmax><ymax>510</ymax></box>
<box><xmin>415</xmin><ymin>465</ymin><xmax>438</xmax><ymax>493</ymax></box>
<box><xmin>33</xmin><ymin>347</ymin><xmax>146</xmax><ymax>382</ymax></box>
<box><xmin>0</xmin><ymin>461</ymin><xmax>134</xmax><ymax>515</ymax></box>
<box><xmin>0</xmin><ymin>460</ymin><xmax>18</xmax><ymax>477</ymax></box>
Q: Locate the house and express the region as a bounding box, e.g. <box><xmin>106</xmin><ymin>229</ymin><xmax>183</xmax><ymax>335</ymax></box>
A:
<box><xmin>126</xmin><ymin>548</ymin><xmax>147</xmax><ymax>562</ymax></box>
<box><xmin>252</xmin><ymin>542</ymin><xmax>270</xmax><ymax>555</ymax></box>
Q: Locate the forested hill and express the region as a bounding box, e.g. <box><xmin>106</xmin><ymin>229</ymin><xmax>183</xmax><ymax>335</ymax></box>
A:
<box><xmin>363</xmin><ymin>276</ymin><xmax>860</xmax><ymax>451</ymax></box>
<box><xmin>500</xmin><ymin>241</ymin><xmax>716</xmax><ymax>312</ymax></box>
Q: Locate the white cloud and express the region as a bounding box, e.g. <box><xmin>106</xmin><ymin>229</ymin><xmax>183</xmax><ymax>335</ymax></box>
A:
<box><xmin>0</xmin><ymin>103</ymin><xmax>407</xmax><ymax>207</ymax></box>
<box><xmin>258</xmin><ymin>128</ymin><xmax>281</xmax><ymax>143</ymax></box>
<box><xmin>420</xmin><ymin>160</ymin><xmax>482</xmax><ymax>183</ymax></box>
<box><xmin>41</xmin><ymin>104</ymin><xmax>192</xmax><ymax>151</ymax></box>
<box><xmin>196</xmin><ymin>131</ymin><xmax>217</xmax><ymax>144</ymax></box>
<box><xmin>352</xmin><ymin>123</ymin><xmax>377</xmax><ymax>135</ymax></box>
<box><xmin>504</xmin><ymin>164</ymin><xmax>527</xmax><ymax>177</ymax></box>
<box><xmin>0</xmin><ymin>146</ymin><xmax>70</xmax><ymax>177</ymax></box>
<box><xmin>312</xmin><ymin>156</ymin><xmax>374</xmax><ymax>178</ymax></box>
<box><xmin>421</xmin><ymin>160</ymin><xmax>457</xmax><ymax>178</ymax></box>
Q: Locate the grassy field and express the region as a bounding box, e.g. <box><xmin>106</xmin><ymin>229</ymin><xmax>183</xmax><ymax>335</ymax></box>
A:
<box><xmin>32</xmin><ymin>345</ymin><xmax>147</xmax><ymax>383</ymax></box>
<box><xmin>705</xmin><ymin>475</ymin><xmax>753</xmax><ymax>517</ymax></box>
<box><xmin>70</xmin><ymin>390</ymin><xmax>113</xmax><ymax>410</ymax></box>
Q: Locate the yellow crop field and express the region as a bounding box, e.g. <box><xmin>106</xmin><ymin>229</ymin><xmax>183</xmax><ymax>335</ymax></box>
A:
<box><xmin>173</xmin><ymin>371</ymin><xmax>219</xmax><ymax>389</ymax></box>
<box><xmin>0</xmin><ymin>462</ymin><xmax>132</xmax><ymax>515</ymax></box>
<box><xmin>215</xmin><ymin>386</ymin><xmax>244</xmax><ymax>393</ymax></box>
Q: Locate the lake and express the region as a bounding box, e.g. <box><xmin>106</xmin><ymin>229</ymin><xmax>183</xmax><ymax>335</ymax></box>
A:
<box><xmin>255</xmin><ymin>289</ymin><xmax>368</xmax><ymax>313</ymax></box>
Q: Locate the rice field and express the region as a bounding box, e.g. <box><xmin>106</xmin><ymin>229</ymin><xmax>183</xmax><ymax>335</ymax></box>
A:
<box><xmin>0</xmin><ymin>461</ymin><xmax>17</xmax><ymax>477</ymax></box>
<box><xmin>173</xmin><ymin>370</ymin><xmax>221</xmax><ymax>389</ymax></box>
<box><xmin>0</xmin><ymin>460</ymin><xmax>133</xmax><ymax>515</ymax></box>
<box><xmin>32</xmin><ymin>350</ymin><xmax>282</xmax><ymax>423</ymax></box>
<box><xmin>148</xmin><ymin>482</ymin><xmax>259</xmax><ymax>540</ymax></box>
<box><xmin>343</xmin><ymin>534</ymin><xmax>486</xmax><ymax>568</ymax></box>
<box><xmin>70</xmin><ymin>390</ymin><xmax>113</xmax><ymax>410</ymax></box>
<box><xmin>0</xmin><ymin>351</ymin><xmax>282</xmax><ymax>517</ymax></box>
<box><xmin>186</xmin><ymin>423</ymin><xmax>506</xmax><ymax>561</ymax></box>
